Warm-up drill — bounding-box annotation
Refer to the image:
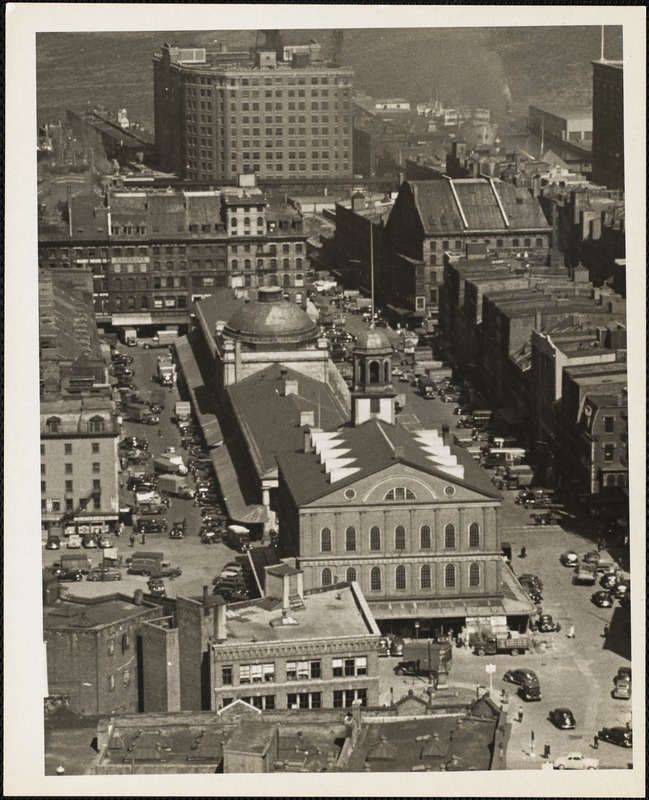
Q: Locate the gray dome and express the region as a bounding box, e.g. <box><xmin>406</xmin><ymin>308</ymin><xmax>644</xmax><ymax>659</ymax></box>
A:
<box><xmin>354</xmin><ymin>327</ymin><xmax>392</xmax><ymax>354</ymax></box>
<box><xmin>223</xmin><ymin>287</ymin><xmax>318</xmax><ymax>349</ymax></box>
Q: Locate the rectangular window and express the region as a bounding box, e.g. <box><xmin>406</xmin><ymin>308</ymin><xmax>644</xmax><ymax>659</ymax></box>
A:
<box><xmin>123</xmin><ymin>669</ymin><xmax>131</xmax><ymax>686</ymax></box>
<box><xmin>65</xmin><ymin>463</ymin><xmax>73</xmax><ymax>474</ymax></box>
<box><xmin>92</xmin><ymin>463</ymin><xmax>100</xmax><ymax>474</ymax></box>
<box><xmin>239</xmin><ymin>665</ymin><xmax>251</xmax><ymax>684</ymax></box>
<box><xmin>604</xmin><ymin>416</ymin><xmax>615</xmax><ymax>433</ymax></box>
<box><xmin>108</xmin><ymin>674</ymin><xmax>115</xmax><ymax>692</ymax></box>
<box><xmin>286</xmin><ymin>662</ymin><xmax>297</xmax><ymax>681</ymax></box>
<box><xmin>310</xmin><ymin>660</ymin><xmax>321</xmax><ymax>679</ymax></box>
<box><xmin>41</xmin><ymin>481</ymin><xmax>46</xmax><ymax>493</ymax></box>
<box><xmin>92</xmin><ymin>442</ymin><xmax>100</xmax><ymax>453</ymax></box>
<box><xmin>332</xmin><ymin>658</ymin><xmax>343</xmax><ymax>677</ymax></box>
<box><xmin>251</xmin><ymin>664</ymin><xmax>263</xmax><ymax>683</ymax></box>
<box><xmin>108</xmin><ymin>639</ymin><xmax>115</xmax><ymax>655</ymax></box>
<box><xmin>263</xmin><ymin>664</ymin><xmax>275</xmax><ymax>682</ymax></box>
<box><xmin>221</xmin><ymin>666</ymin><xmax>233</xmax><ymax>685</ymax></box>
<box><xmin>65</xmin><ymin>480</ymin><xmax>73</xmax><ymax>493</ymax></box>
<box><xmin>604</xmin><ymin>444</ymin><xmax>615</xmax><ymax>462</ymax></box>
<box><xmin>64</xmin><ymin>443</ymin><xmax>72</xmax><ymax>455</ymax></box>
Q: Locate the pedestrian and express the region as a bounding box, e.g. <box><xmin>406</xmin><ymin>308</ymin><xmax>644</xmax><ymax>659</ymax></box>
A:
<box><xmin>543</xmin><ymin>743</ymin><xmax>551</xmax><ymax>760</ymax></box>
<box><xmin>517</xmin><ymin>707</ymin><xmax>524</xmax><ymax>723</ymax></box>
<box><xmin>593</xmin><ymin>735</ymin><xmax>599</xmax><ymax>749</ymax></box>
<box><xmin>567</xmin><ymin>625</ymin><xmax>575</xmax><ymax>638</ymax></box>
<box><xmin>157</xmin><ymin>428</ymin><xmax>163</xmax><ymax>438</ymax></box>
<box><xmin>603</xmin><ymin>624</ymin><xmax>609</xmax><ymax>638</ymax></box>
<box><xmin>129</xmin><ymin>533</ymin><xmax>135</xmax><ymax>548</ymax></box>
<box><xmin>141</xmin><ymin>533</ymin><xmax>146</xmax><ymax>545</ymax></box>
<box><xmin>520</xmin><ymin>546</ymin><xmax>527</xmax><ymax>559</ymax></box>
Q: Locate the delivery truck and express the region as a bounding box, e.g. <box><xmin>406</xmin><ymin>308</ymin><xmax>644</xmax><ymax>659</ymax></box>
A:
<box><xmin>157</xmin><ymin>473</ymin><xmax>195</xmax><ymax>498</ymax></box>
<box><xmin>394</xmin><ymin>640</ymin><xmax>453</xmax><ymax>683</ymax></box>
<box><xmin>504</xmin><ymin>465</ymin><xmax>534</xmax><ymax>488</ymax></box>
<box><xmin>144</xmin><ymin>329</ymin><xmax>178</xmax><ymax>349</ymax></box>
<box><xmin>153</xmin><ymin>451</ymin><xmax>188</xmax><ymax>475</ymax></box>
<box><xmin>156</xmin><ymin>356</ymin><xmax>176</xmax><ymax>387</ymax></box>
<box><xmin>174</xmin><ymin>401</ymin><xmax>192</xmax><ymax>422</ymax></box>
<box><xmin>122</xmin><ymin>327</ymin><xmax>138</xmax><ymax>347</ymax></box>
<box><xmin>126</xmin><ymin>404</ymin><xmax>159</xmax><ymax>425</ymax></box>
<box><xmin>472</xmin><ymin>634</ymin><xmax>530</xmax><ymax>656</ymax></box>
<box><xmin>127</xmin><ymin>551</ymin><xmax>182</xmax><ymax>578</ymax></box>
<box><xmin>58</xmin><ymin>552</ymin><xmax>92</xmax><ymax>574</ymax></box>
<box><xmin>134</xmin><ymin>490</ymin><xmax>168</xmax><ymax>515</ymax></box>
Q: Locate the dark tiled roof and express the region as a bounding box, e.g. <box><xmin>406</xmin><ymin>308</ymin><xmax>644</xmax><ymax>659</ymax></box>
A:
<box><xmin>226</xmin><ymin>364</ymin><xmax>348</xmax><ymax>477</ymax></box>
<box><xmin>277</xmin><ymin>418</ymin><xmax>501</xmax><ymax>507</ymax></box>
<box><xmin>406</xmin><ymin>179</ymin><xmax>550</xmax><ymax>235</ymax></box>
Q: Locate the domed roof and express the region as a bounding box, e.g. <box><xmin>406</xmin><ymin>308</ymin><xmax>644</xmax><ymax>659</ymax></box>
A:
<box><xmin>354</xmin><ymin>326</ymin><xmax>392</xmax><ymax>353</ymax></box>
<box><xmin>223</xmin><ymin>287</ymin><xmax>318</xmax><ymax>349</ymax></box>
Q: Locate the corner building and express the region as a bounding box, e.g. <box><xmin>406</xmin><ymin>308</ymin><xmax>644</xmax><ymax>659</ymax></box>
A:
<box><xmin>153</xmin><ymin>42</ymin><xmax>353</xmax><ymax>181</ymax></box>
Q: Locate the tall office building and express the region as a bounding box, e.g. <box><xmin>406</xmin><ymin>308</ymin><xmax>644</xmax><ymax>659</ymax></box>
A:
<box><xmin>591</xmin><ymin>59</ymin><xmax>624</xmax><ymax>190</ymax></box>
<box><xmin>153</xmin><ymin>39</ymin><xmax>354</xmax><ymax>181</ymax></box>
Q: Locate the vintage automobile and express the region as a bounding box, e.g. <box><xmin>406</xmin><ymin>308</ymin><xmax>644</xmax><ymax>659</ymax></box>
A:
<box><xmin>598</xmin><ymin>727</ymin><xmax>632</xmax><ymax>748</ymax></box>
<box><xmin>87</xmin><ymin>566</ymin><xmax>122</xmax><ymax>582</ymax></box>
<box><xmin>147</xmin><ymin>577</ymin><xmax>167</xmax><ymax>597</ymax></box>
<box><xmin>553</xmin><ymin>752</ymin><xmax>599</xmax><ymax>770</ymax></box>
<box><xmin>550</xmin><ymin>708</ymin><xmax>576</xmax><ymax>730</ymax></box>
<box><xmin>591</xmin><ymin>590</ymin><xmax>614</xmax><ymax>608</ymax></box>
<box><xmin>530</xmin><ymin>613</ymin><xmax>561</xmax><ymax>633</ymax></box>
<box><xmin>560</xmin><ymin>551</ymin><xmax>579</xmax><ymax>567</ymax></box>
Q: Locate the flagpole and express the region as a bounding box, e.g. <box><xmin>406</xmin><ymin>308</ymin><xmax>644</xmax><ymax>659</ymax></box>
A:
<box><xmin>370</xmin><ymin>214</ymin><xmax>375</xmax><ymax>324</ymax></box>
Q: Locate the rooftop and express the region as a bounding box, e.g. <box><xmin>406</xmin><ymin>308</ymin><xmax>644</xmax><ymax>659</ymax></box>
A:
<box><xmin>43</xmin><ymin>594</ymin><xmax>157</xmax><ymax>632</ymax></box>
<box><xmin>215</xmin><ymin>582</ymin><xmax>378</xmax><ymax>645</ymax></box>
<box><xmin>399</xmin><ymin>178</ymin><xmax>551</xmax><ymax>235</ymax></box>
<box><xmin>277</xmin><ymin>418</ymin><xmax>501</xmax><ymax>507</ymax></box>
<box><xmin>223</xmin><ymin>287</ymin><xmax>318</xmax><ymax>348</ymax></box>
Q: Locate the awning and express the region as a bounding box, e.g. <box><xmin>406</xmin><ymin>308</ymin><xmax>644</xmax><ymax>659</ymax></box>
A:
<box><xmin>210</xmin><ymin>445</ymin><xmax>267</xmax><ymax>526</ymax></box>
<box><xmin>174</xmin><ymin>336</ymin><xmax>223</xmax><ymax>447</ymax></box>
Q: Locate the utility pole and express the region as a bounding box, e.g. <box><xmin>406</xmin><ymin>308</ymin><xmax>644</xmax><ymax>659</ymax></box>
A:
<box><xmin>369</xmin><ymin>214</ymin><xmax>375</xmax><ymax>323</ymax></box>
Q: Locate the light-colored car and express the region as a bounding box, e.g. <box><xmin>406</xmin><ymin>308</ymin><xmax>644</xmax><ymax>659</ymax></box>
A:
<box><xmin>560</xmin><ymin>551</ymin><xmax>579</xmax><ymax>566</ymax></box>
<box><xmin>553</xmin><ymin>752</ymin><xmax>599</xmax><ymax>770</ymax></box>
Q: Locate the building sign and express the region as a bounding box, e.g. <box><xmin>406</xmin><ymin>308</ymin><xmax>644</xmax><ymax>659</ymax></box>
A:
<box><xmin>112</xmin><ymin>256</ymin><xmax>150</xmax><ymax>264</ymax></box>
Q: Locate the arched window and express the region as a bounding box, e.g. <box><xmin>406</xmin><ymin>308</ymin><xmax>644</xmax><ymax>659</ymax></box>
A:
<box><xmin>469</xmin><ymin>563</ymin><xmax>480</xmax><ymax>587</ymax></box>
<box><xmin>395</xmin><ymin>565</ymin><xmax>406</xmax><ymax>590</ymax></box>
<box><xmin>444</xmin><ymin>524</ymin><xmax>456</xmax><ymax>549</ymax></box>
<box><xmin>370</xmin><ymin>567</ymin><xmax>382</xmax><ymax>591</ymax></box>
<box><xmin>269</xmin><ymin>274</ymin><xmax>278</xmax><ymax>286</ymax></box>
<box><xmin>384</xmin><ymin>361</ymin><xmax>390</xmax><ymax>382</ymax></box>
<box><xmin>468</xmin><ymin>523</ymin><xmax>480</xmax><ymax>547</ymax></box>
<box><xmin>384</xmin><ymin>487</ymin><xmax>416</xmax><ymax>501</ymax></box>
<box><xmin>605</xmin><ymin>474</ymin><xmax>616</xmax><ymax>487</ymax></box>
<box><xmin>127</xmin><ymin>295</ymin><xmax>136</xmax><ymax>309</ymax></box>
<box><xmin>46</xmin><ymin>416</ymin><xmax>61</xmax><ymax>433</ymax></box>
<box><xmin>444</xmin><ymin>564</ymin><xmax>456</xmax><ymax>588</ymax></box>
<box><xmin>369</xmin><ymin>361</ymin><xmax>380</xmax><ymax>383</ymax></box>
<box><xmin>166</xmin><ymin>276</ymin><xmax>174</xmax><ymax>288</ymax></box>
<box><xmin>346</xmin><ymin>567</ymin><xmax>357</xmax><ymax>583</ymax></box>
<box><xmin>243</xmin><ymin>216</ymin><xmax>251</xmax><ymax>228</ymax></box>
<box><xmin>345</xmin><ymin>526</ymin><xmax>356</xmax><ymax>552</ymax></box>
<box><xmin>282</xmin><ymin>258</ymin><xmax>290</xmax><ymax>269</ymax></box>
<box><xmin>420</xmin><ymin>565</ymin><xmax>432</xmax><ymax>589</ymax></box>
<box><xmin>126</xmin><ymin>278</ymin><xmax>135</xmax><ymax>291</ymax></box>
<box><xmin>369</xmin><ymin>526</ymin><xmax>381</xmax><ymax>551</ymax></box>
<box><xmin>359</xmin><ymin>361</ymin><xmax>366</xmax><ymax>384</ymax></box>
<box><xmin>230</xmin><ymin>216</ymin><xmax>238</xmax><ymax>228</ymax></box>
<box><xmin>257</xmin><ymin>217</ymin><xmax>264</xmax><ymax>229</ymax></box>
<box><xmin>282</xmin><ymin>273</ymin><xmax>291</xmax><ymax>288</ymax></box>
<box><xmin>88</xmin><ymin>416</ymin><xmax>105</xmax><ymax>433</ymax></box>
<box><xmin>616</xmin><ymin>474</ymin><xmax>626</xmax><ymax>487</ymax></box>
<box><xmin>320</xmin><ymin>527</ymin><xmax>332</xmax><ymax>552</ymax></box>
<box><xmin>244</xmin><ymin>259</ymin><xmax>252</xmax><ymax>270</ymax></box>
<box><xmin>141</xmin><ymin>296</ymin><xmax>149</xmax><ymax>310</ymax></box>
<box><xmin>113</xmin><ymin>278</ymin><xmax>122</xmax><ymax>291</ymax></box>
<box><xmin>394</xmin><ymin>526</ymin><xmax>406</xmax><ymax>551</ymax></box>
<box><xmin>231</xmin><ymin>259</ymin><xmax>239</xmax><ymax>270</ymax></box>
<box><xmin>295</xmin><ymin>257</ymin><xmax>303</xmax><ymax>269</ymax></box>
<box><xmin>420</xmin><ymin>525</ymin><xmax>431</xmax><ymax>550</ymax></box>
<box><xmin>321</xmin><ymin>568</ymin><xmax>332</xmax><ymax>586</ymax></box>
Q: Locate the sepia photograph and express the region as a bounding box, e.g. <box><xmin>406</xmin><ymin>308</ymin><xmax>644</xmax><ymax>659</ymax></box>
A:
<box><xmin>4</xmin><ymin>4</ymin><xmax>645</xmax><ymax>797</ymax></box>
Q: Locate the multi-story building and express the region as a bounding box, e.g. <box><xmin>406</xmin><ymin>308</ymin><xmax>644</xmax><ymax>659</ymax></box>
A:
<box><xmin>39</xmin><ymin>270</ymin><xmax>119</xmax><ymax>536</ymax></box>
<box><xmin>153</xmin><ymin>40</ymin><xmax>353</xmax><ymax>182</ymax></box>
<box><xmin>38</xmin><ymin>178</ymin><xmax>311</xmax><ymax>332</ymax></box>
<box><xmin>43</xmin><ymin>589</ymin><xmax>161</xmax><ymax>716</ymax></box>
<box><xmin>591</xmin><ymin>59</ymin><xmax>624</xmax><ymax>190</ymax></box>
<box><xmin>528</xmin><ymin>105</ymin><xmax>593</xmax><ymax>144</ymax></box>
<box><xmin>276</xmin><ymin>329</ymin><xmax>535</xmax><ymax>638</ymax></box>
<box><xmin>554</xmin><ymin>363</ymin><xmax>628</xmax><ymax>503</ymax></box>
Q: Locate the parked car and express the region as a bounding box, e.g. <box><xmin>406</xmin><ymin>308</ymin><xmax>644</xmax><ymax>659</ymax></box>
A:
<box><xmin>45</xmin><ymin>535</ymin><xmax>61</xmax><ymax>550</ymax></box>
<box><xmin>560</xmin><ymin>551</ymin><xmax>579</xmax><ymax>566</ymax></box>
<box><xmin>169</xmin><ymin>519</ymin><xmax>186</xmax><ymax>539</ymax></box>
<box><xmin>390</xmin><ymin>637</ymin><xmax>405</xmax><ymax>657</ymax></box>
<box><xmin>519</xmin><ymin>580</ymin><xmax>542</xmax><ymax>603</ymax></box>
<box><xmin>519</xmin><ymin>574</ymin><xmax>543</xmax><ymax>591</ymax></box>
<box><xmin>553</xmin><ymin>752</ymin><xmax>599</xmax><ymax>770</ymax></box>
<box><xmin>87</xmin><ymin>566</ymin><xmax>122</xmax><ymax>582</ymax></box>
<box><xmin>600</xmin><ymin>572</ymin><xmax>618</xmax><ymax>589</ymax></box>
<box><xmin>56</xmin><ymin>567</ymin><xmax>84</xmax><ymax>582</ymax></box>
<box><xmin>592</xmin><ymin>590</ymin><xmax>614</xmax><ymax>608</ymax></box>
<box><xmin>66</xmin><ymin>535</ymin><xmax>82</xmax><ymax>549</ymax></box>
<box><xmin>219</xmin><ymin>562</ymin><xmax>244</xmax><ymax>579</ymax></box>
<box><xmin>531</xmin><ymin>613</ymin><xmax>561</xmax><ymax>633</ymax></box>
<box><xmin>550</xmin><ymin>708</ymin><xmax>576</xmax><ymax>730</ymax></box>
<box><xmin>135</xmin><ymin>518</ymin><xmax>167</xmax><ymax>534</ymax></box>
<box><xmin>613</xmin><ymin>582</ymin><xmax>629</xmax><ymax>599</ymax></box>
<box><xmin>147</xmin><ymin>577</ymin><xmax>167</xmax><ymax>597</ymax></box>
<box><xmin>598</xmin><ymin>727</ymin><xmax>632</xmax><ymax>748</ymax></box>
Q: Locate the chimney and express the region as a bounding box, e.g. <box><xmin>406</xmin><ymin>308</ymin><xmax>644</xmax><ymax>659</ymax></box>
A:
<box><xmin>215</xmin><ymin>599</ymin><xmax>227</xmax><ymax>641</ymax></box>
<box><xmin>300</xmin><ymin>410</ymin><xmax>315</xmax><ymax>428</ymax></box>
<box><xmin>283</xmin><ymin>379</ymin><xmax>299</xmax><ymax>396</ymax></box>
<box><xmin>303</xmin><ymin>427</ymin><xmax>313</xmax><ymax>453</ymax></box>
<box><xmin>202</xmin><ymin>585</ymin><xmax>210</xmax><ymax>606</ymax></box>
<box><xmin>279</xmin><ymin>367</ymin><xmax>288</xmax><ymax>379</ymax></box>
<box><xmin>392</xmin><ymin>445</ymin><xmax>405</xmax><ymax>460</ymax></box>
<box><xmin>442</xmin><ymin>424</ymin><xmax>450</xmax><ymax>445</ymax></box>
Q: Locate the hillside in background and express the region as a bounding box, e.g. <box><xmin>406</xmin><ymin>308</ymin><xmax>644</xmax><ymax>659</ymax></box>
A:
<box><xmin>37</xmin><ymin>26</ymin><xmax>623</xmax><ymax>129</ymax></box>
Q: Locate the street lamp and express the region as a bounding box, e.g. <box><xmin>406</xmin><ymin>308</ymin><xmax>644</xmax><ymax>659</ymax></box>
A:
<box><xmin>414</xmin><ymin>621</ymin><xmax>420</xmax><ymax>640</ymax></box>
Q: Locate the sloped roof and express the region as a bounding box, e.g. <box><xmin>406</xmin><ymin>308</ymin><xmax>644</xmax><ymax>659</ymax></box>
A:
<box><xmin>277</xmin><ymin>418</ymin><xmax>501</xmax><ymax>507</ymax></box>
<box><xmin>406</xmin><ymin>179</ymin><xmax>550</xmax><ymax>235</ymax></box>
<box><xmin>226</xmin><ymin>363</ymin><xmax>348</xmax><ymax>478</ymax></box>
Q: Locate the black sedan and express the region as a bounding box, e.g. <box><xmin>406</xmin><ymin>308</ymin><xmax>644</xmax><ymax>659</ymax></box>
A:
<box><xmin>598</xmin><ymin>727</ymin><xmax>632</xmax><ymax>748</ymax></box>
<box><xmin>55</xmin><ymin>568</ymin><xmax>85</xmax><ymax>582</ymax></box>
<box><xmin>503</xmin><ymin>668</ymin><xmax>539</xmax><ymax>688</ymax></box>
<box><xmin>550</xmin><ymin>708</ymin><xmax>576</xmax><ymax>730</ymax></box>
<box><xmin>591</xmin><ymin>591</ymin><xmax>614</xmax><ymax>608</ymax></box>
<box><xmin>135</xmin><ymin>518</ymin><xmax>167</xmax><ymax>534</ymax></box>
